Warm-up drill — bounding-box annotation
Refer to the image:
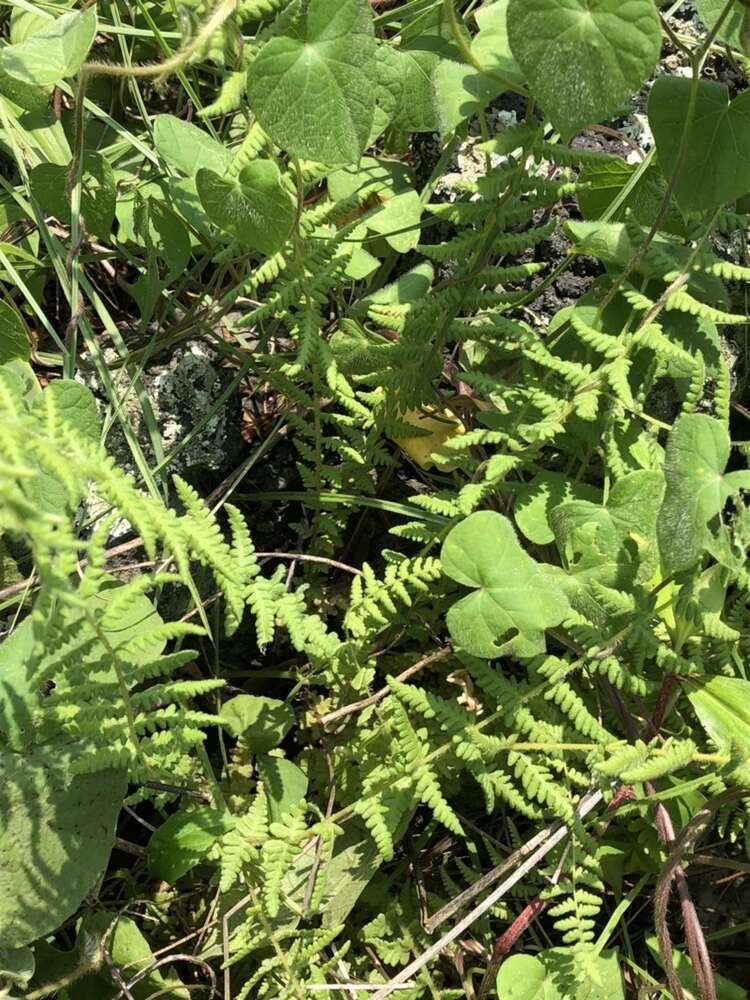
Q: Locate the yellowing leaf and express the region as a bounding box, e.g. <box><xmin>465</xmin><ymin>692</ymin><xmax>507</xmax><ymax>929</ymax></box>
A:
<box><xmin>392</xmin><ymin>406</ymin><xmax>465</xmax><ymax>470</ymax></box>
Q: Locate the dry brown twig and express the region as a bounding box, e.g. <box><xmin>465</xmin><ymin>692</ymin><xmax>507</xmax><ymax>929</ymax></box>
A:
<box><xmin>369</xmin><ymin>787</ymin><xmax>605</xmax><ymax>1000</ymax></box>
<box><xmin>318</xmin><ymin>647</ymin><xmax>454</xmax><ymax>727</ymax></box>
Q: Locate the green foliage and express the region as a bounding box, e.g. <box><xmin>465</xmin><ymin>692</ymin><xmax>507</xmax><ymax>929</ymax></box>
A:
<box><xmin>196</xmin><ymin>161</ymin><xmax>295</xmax><ymax>252</ymax></box>
<box><xmin>649</xmin><ymin>77</ymin><xmax>750</xmax><ymax>213</ymax></box>
<box><xmin>3</xmin><ymin>1</ymin><xmax>750</xmax><ymax>998</ymax></box>
<box><xmin>0</xmin><ymin>741</ymin><xmax>126</xmax><ymax>948</ymax></box>
<box><xmin>0</xmin><ymin>7</ymin><xmax>97</xmax><ymax>86</ymax></box>
<box><xmin>497</xmin><ymin>949</ymin><xmax>624</xmax><ymax>1000</ymax></box>
<box><xmin>246</xmin><ymin>0</ymin><xmax>378</xmax><ymax>163</ymax></box>
<box><xmin>507</xmin><ymin>0</ymin><xmax>661</xmax><ymax>136</ymax></box>
<box><xmin>442</xmin><ymin>510</ymin><xmax>569</xmax><ymax>657</ymax></box>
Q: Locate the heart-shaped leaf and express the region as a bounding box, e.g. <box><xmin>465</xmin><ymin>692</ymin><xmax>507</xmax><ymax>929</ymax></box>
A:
<box><xmin>32</xmin><ymin>379</ymin><xmax>100</xmax><ymax>445</ymax></box>
<box><xmin>328</xmin><ymin>158</ymin><xmax>422</xmax><ymax>253</ymax></box>
<box><xmin>515</xmin><ymin>472</ymin><xmax>601</xmax><ymax>545</ymax></box>
<box><xmin>147</xmin><ymin>809</ymin><xmax>233</xmax><ymax>883</ymax></box>
<box><xmin>247</xmin><ymin>0</ymin><xmax>377</xmax><ymax>164</ymax></box>
<box><xmin>433</xmin><ymin>0</ymin><xmax>524</xmax><ymax>135</ymax></box>
<box><xmin>153</xmin><ymin>115</ymin><xmax>233</xmax><ymax>179</ymax></box>
<box><xmin>0</xmin><ymin>301</ymin><xmax>29</xmax><ymax>364</ymax></box>
<box><xmin>441</xmin><ymin>510</ymin><xmax>568</xmax><ymax>658</ymax></box>
<box><xmin>497</xmin><ymin>949</ymin><xmax>624</xmax><ymax>1000</ymax></box>
<box><xmin>649</xmin><ymin>77</ymin><xmax>750</xmax><ymax>214</ymax></box>
<box><xmin>552</xmin><ymin>470</ymin><xmax>664</xmax><ymax>590</ymax></box>
<box><xmin>196</xmin><ymin>161</ymin><xmax>294</xmax><ymax>254</ymax></box>
<box><xmin>257</xmin><ymin>755</ymin><xmax>309</xmax><ymax>823</ymax></box>
<box><xmin>507</xmin><ymin>0</ymin><xmax>661</xmax><ymax>138</ymax></box>
<box><xmin>30</xmin><ymin>153</ymin><xmax>116</xmax><ymax>239</ymax></box>
<box><xmin>694</xmin><ymin>0</ymin><xmax>747</xmax><ymax>51</ymax></box>
<box><xmin>0</xmin><ymin>7</ymin><xmax>97</xmax><ymax>86</ymax></box>
<box><xmin>657</xmin><ymin>414</ymin><xmax>750</xmax><ymax>574</ymax></box>
<box><xmin>219</xmin><ymin>694</ymin><xmax>294</xmax><ymax>753</ymax></box>
<box><xmin>369</xmin><ymin>44</ymin><xmax>405</xmax><ymax>143</ymax></box>
<box><xmin>0</xmin><ymin>742</ymin><xmax>126</xmax><ymax>948</ymax></box>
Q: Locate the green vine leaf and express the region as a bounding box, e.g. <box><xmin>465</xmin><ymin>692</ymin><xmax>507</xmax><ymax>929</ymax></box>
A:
<box><xmin>76</xmin><ymin>912</ymin><xmax>190</xmax><ymax>999</ymax></box>
<box><xmin>552</xmin><ymin>470</ymin><xmax>665</xmax><ymax>590</ymax></box>
<box><xmin>433</xmin><ymin>0</ymin><xmax>523</xmax><ymax>135</ymax></box>
<box><xmin>328</xmin><ymin>158</ymin><xmax>422</xmax><ymax>253</ymax></box>
<box><xmin>246</xmin><ymin>0</ymin><xmax>377</xmax><ymax>165</ymax></box>
<box><xmin>219</xmin><ymin>694</ymin><xmax>294</xmax><ymax>753</ymax></box>
<box><xmin>657</xmin><ymin>414</ymin><xmax>750</xmax><ymax>574</ymax></box>
<box><xmin>0</xmin><ymin>742</ymin><xmax>126</xmax><ymax>948</ymax></box>
<box><xmin>497</xmin><ymin>949</ymin><xmax>624</xmax><ymax>1000</ymax></box>
<box><xmin>0</xmin><ymin>301</ymin><xmax>29</xmax><ymax>365</ymax></box>
<box><xmin>257</xmin><ymin>755</ymin><xmax>309</xmax><ymax>823</ymax></box>
<box><xmin>369</xmin><ymin>44</ymin><xmax>405</xmax><ymax>143</ymax></box>
<box><xmin>514</xmin><ymin>472</ymin><xmax>600</xmax><ymax>545</ymax></box>
<box><xmin>441</xmin><ymin>510</ymin><xmax>568</xmax><ymax>658</ymax></box>
<box><xmin>649</xmin><ymin>77</ymin><xmax>750</xmax><ymax>214</ymax></box>
<box><xmin>472</xmin><ymin>0</ymin><xmax>523</xmax><ymax>84</ymax></box>
<box><xmin>506</xmin><ymin>0</ymin><xmax>660</xmax><ymax>138</ymax></box>
<box><xmin>196</xmin><ymin>161</ymin><xmax>295</xmax><ymax>253</ymax></box>
<box><xmin>688</xmin><ymin>675</ymin><xmax>750</xmax><ymax>759</ymax></box>
<box><xmin>33</xmin><ymin>379</ymin><xmax>100</xmax><ymax>444</ymax></box>
<box><xmin>29</xmin><ymin>152</ymin><xmax>116</xmax><ymax>239</ymax></box>
<box><xmin>153</xmin><ymin>115</ymin><xmax>233</xmax><ymax>179</ymax></box>
<box><xmin>147</xmin><ymin>809</ymin><xmax>233</xmax><ymax>884</ymax></box>
<box><xmin>693</xmin><ymin>0</ymin><xmax>746</xmax><ymax>50</ymax></box>
<box><xmin>0</xmin><ymin>7</ymin><xmax>97</xmax><ymax>86</ymax></box>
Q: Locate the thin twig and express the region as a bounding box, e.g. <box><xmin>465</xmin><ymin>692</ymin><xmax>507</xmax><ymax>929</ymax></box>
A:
<box><xmin>318</xmin><ymin>648</ymin><xmax>453</xmax><ymax>727</ymax></box>
<box><xmin>142</xmin><ymin>781</ymin><xmax>212</xmax><ymax>802</ymax></box>
<box><xmin>655</xmin><ymin>790</ymin><xmax>746</xmax><ymax>1000</ymax></box>
<box><xmin>223</xmin><ymin>893</ymin><xmax>252</xmax><ymax>1000</ymax></box>
<box><xmin>305</xmin><ymin>988</ymin><xmax>416</xmax><ymax>993</ymax></box>
<box><xmin>0</xmin><ymin>536</ymin><xmax>145</xmax><ymax>603</ymax></box>
<box><xmin>371</xmin><ymin>788</ymin><xmax>604</xmax><ymax>1000</ymax></box>
<box><xmin>475</xmin><ymin>784</ymin><xmax>635</xmax><ymax>996</ymax></box>
<box><xmin>303</xmin><ymin>751</ymin><xmax>337</xmax><ymax>913</ymax></box>
<box><xmin>424</xmin><ymin>797</ymin><xmax>576</xmax><ymax>935</ymax></box>
<box><xmin>115</xmin><ymin>954</ymin><xmax>217</xmax><ymax>1000</ymax></box>
<box><xmin>0</xmin><ymin>545</ymin><xmax>359</xmax><ymax>606</ymax></box>
<box><xmin>256</xmin><ymin>551</ymin><xmax>362</xmax><ymax>575</ymax></box>
<box><xmin>105</xmin><ymin>953</ymin><xmax>136</xmax><ymax>1000</ymax></box>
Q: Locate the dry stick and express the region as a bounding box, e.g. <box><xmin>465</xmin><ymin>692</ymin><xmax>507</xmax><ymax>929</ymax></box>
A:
<box><xmin>475</xmin><ymin>676</ymin><xmax>683</xmax><ymax>985</ymax></box>
<box><xmin>475</xmin><ymin>841</ymin><xmax>574</xmax><ymax>998</ymax></box>
<box><xmin>222</xmin><ymin>893</ymin><xmax>252</xmax><ymax>1000</ymax></box>
<box><xmin>654</xmin><ymin>790</ymin><xmax>745</xmax><ymax>1000</ymax></box>
<box><xmin>0</xmin><ymin>546</ymin><xmax>357</xmax><ymax>605</ymax></box>
<box><xmin>318</xmin><ymin>648</ymin><xmax>454</xmax><ymax>727</ymax></box>
<box><xmin>302</xmin><ymin>750</ymin><xmax>338</xmax><ymax>913</ymax></box>
<box><xmin>369</xmin><ymin>787</ymin><xmax>604</xmax><ymax>1000</ymax></box>
<box><xmin>425</xmin><ymin>778</ymin><xmax>615</xmax><ymax>935</ymax></box>
<box><xmin>474</xmin><ymin>784</ymin><xmax>637</xmax><ymax>999</ymax></box>
<box><xmin>607</xmin><ymin>681</ymin><xmax>717</xmax><ymax>1000</ymax></box>
<box><xmin>105</xmin><ymin>953</ymin><xmax>137</xmax><ymax>1000</ymax></box>
<box><xmin>0</xmin><ymin>536</ymin><xmax>145</xmax><ymax>603</ymax></box>
<box><xmin>115</xmin><ymin>954</ymin><xmax>217</xmax><ymax>1000</ymax></box>
<box><xmin>254</xmin><ymin>551</ymin><xmax>362</xmax><ymax>576</ymax></box>
<box><xmin>424</xmin><ymin>809</ymin><xmax>564</xmax><ymax>935</ymax></box>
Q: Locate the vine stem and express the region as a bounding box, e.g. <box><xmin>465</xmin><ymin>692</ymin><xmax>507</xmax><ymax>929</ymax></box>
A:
<box><xmin>84</xmin><ymin>0</ymin><xmax>237</xmax><ymax>79</ymax></box>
